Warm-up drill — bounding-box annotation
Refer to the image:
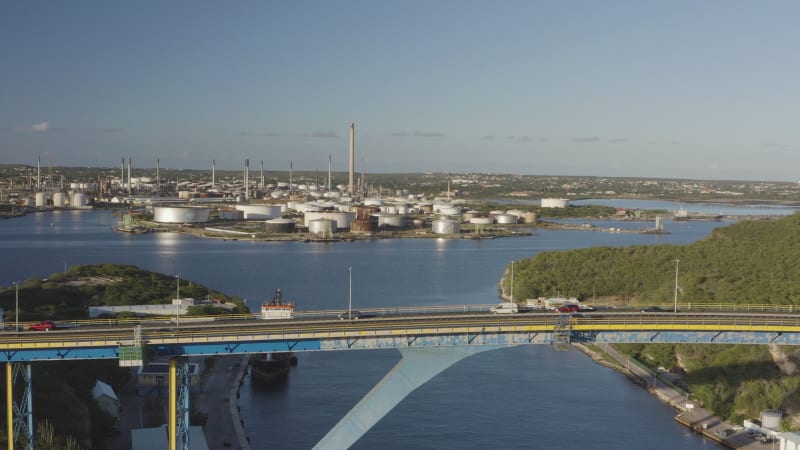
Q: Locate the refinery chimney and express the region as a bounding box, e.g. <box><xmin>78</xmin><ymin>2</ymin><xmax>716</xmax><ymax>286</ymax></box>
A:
<box><xmin>37</xmin><ymin>156</ymin><xmax>41</xmax><ymax>191</ymax></box>
<box><xmin>156</xmin><ymin>158</ymin><xmax>160</xmax><ymax>192</ymax></box>
<box><xmin>127</xmin><ymin>158</ymin><xmax>132</xmax><ymax>195</ymax></box>
<box><xmin>328</xmin><ymin>154</ymin><xmax>332</xmax><ymax>192</ymax></box>
<box><xmin>348</xmin><ymin>123</ymin><xmax>355</xmax><ymax>194</ymax></box>
<box><xmin>121</xmin><ymin>158</ymin><xmax>125</xmax><ymax>192</ymax></box>
<box><xmin>212</xmin><ymin>160</ymin><xmax>216</xmax><ymax>189</ymax></box>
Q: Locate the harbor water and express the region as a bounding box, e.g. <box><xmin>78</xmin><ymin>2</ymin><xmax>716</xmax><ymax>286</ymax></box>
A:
<box><xmin>3</xmin><ymin>204</ymin><xmax>787</xmax><ymax>448</ymax></box>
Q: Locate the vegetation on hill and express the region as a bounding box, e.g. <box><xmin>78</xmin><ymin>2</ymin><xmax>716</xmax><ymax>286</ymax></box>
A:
<box><xmin>504</xmin><ymin>213</ymin><xmax>800</xmax><ymax>424</ymax></box>
<box><xmin>0</xmin><ymin>264</ymin><xmax>249</xmax><ymax>449</ymax></box>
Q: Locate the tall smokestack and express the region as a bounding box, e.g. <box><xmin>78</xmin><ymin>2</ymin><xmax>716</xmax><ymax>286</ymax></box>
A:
<box><xmin>127</xmin><ymin>158</ymin><xmax>132</xmax><ymax>195</ymax></box>
<box><xmin>328</xmin><ymin>154</ymin><xmax>332</xmax><ymax>192</ymax></box>
<box><xmin>260</xmin><ymin>160</ymin><xmax>264</xmax><ymax>190</ymax></box>
<box><xmin>156</xmin><ymin>158</ymin><xmax>160</xmax><ymax>192</ymax></box>
<box><xmin>244</xmin><ymin>159</ymin><xmax>250</xmax><ymax>200</ymax></box>
<box><xmin>348</xmin><ymin>123</ymin><xmax>355</xmax><ymax>194</ymax></box>
<box><xmin>212</xmin><ymin>160</ymin><xmax>216</xmax><ymax>189</ymax></box>
<box><xmin>121</xmin><ymin>158</ymin><xmax>125</xmax><ymax>192</ymax></box>
<box><xmin>289</xmin><ymin>160</ymin><xmax>293</xmax><ymax>194</ymax></box>
<box><xmin>37</xmin><ymin>156</ymin><xmax>41</xmax><ymax>191</ymax></box>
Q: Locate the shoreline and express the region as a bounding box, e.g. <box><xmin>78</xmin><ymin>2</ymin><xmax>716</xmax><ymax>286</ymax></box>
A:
<box><xmin>575</xmin><ymin>343</ymin><xmax>772</xmax><ymax>450</ymax></box>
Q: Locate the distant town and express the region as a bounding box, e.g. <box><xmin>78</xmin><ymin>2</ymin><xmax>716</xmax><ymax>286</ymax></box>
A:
<box><xmin>2</xmin><ymin>163</ymin><xmax>800</xmax><ymax>206</ymax></box>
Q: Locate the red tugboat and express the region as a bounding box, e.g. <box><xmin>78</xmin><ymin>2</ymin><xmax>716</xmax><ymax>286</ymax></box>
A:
<box><xmin>251</xmin><ymin>289</ymin><xmax>297</xmax><ymax>386</ymax></box>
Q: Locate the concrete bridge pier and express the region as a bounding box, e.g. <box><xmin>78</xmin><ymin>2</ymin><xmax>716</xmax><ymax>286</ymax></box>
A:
<box><xmin>313</xmin><ymin>345</ymin><xmax>508</xmax><ymax>450</ymax></box>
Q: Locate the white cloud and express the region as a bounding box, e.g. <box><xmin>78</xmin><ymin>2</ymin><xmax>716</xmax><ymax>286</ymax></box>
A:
<box><xmin>12</xmin><ymin>121</ymin><xmax>49</xmax><ymax>132</ymax></box>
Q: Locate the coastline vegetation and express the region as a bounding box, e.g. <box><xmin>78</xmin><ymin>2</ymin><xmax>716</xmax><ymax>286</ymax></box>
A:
<box><xmin>506</xmin><ymin>212</ymin><xmax>800</xmax><ymax>424</ymax></box>
<box><xmin>0</xmin><ymin>264</ymin><xmax>248</xmax><ymax>449</ymax></box>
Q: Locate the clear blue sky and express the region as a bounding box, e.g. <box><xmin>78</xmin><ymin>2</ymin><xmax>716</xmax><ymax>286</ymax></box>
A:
<box><xmin>2</xmin><ymin>1</ymin><xmax>798</xmax><ymax>181</ymax></box>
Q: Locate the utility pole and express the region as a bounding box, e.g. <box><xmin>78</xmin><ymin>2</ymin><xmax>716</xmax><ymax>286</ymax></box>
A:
<box><xmin>674</xmin><ymin>259</ymin><xmax>680</xmax><ymax>313</ymax></box>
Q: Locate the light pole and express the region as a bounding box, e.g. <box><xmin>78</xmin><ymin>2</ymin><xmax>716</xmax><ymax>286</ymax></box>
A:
<box><xmin>510</xmin><ymin>261</ymin><xmax>514</xmax><ymax>304</ymax></box>
<box><xmin>176</xmin><ymin>274</ymin><xmax>181</xmax><ymax>327</ymax></box>
<box><xmin>13</xmin><ymin>281</ymin><xmax>19</xmax><ymax>332</ymax></box>
<box><xmin>63</xmin><ymin>261</ymin><xmax>67</xmax><ymax>273</ymax></box>
<box><xmin>348</xmin><ymin>267</ymin><xmax>352</xmax><ymax>319</ymax></box>
<box><xmin>673</xmin><ymin>259</ymin><xmax>680</xmax><ymax>313</ymax></box>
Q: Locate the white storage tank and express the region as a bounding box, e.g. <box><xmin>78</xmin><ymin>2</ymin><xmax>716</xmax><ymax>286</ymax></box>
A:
<box><xmin>469</xmin><ymin>217</ymin><xmax>493</xmax><ymax>225</ymax></box>
<box><xmin>541</xmin><ymin>198</ymin><xmax>569</xmax><ymax>208</ymax></box>
<box><xmin>70</xmin><ymin>182</ymin><xmax>80</xmax><ymax>190</ymax></box>
<box><xmin>761</xmin><ymin>410</ymin><xmax>782</xmax><ymax>429</ymax></box>
<box><xmin>495</xmin><ymin>214</ymin><xmax>519</xmax><ymax>224</ymax></box>
<box><xmin>72</xmin><ymin>193</ymin><xmax>86</xmax><ymax>207</ymax></box>
<box><xmin>507</xmin><ymin>209</ymin><xmax>525</xmax><ymax>218</ymax></box>
<box><xmin>364</xmin><ymin>198</ymin><xmax>384</xmax><ymax>207</ymax></box>
<box><xmin>308</xmin><ymin>218</ymin><xmax>335</xmax><ymax>236</ymax></box>
<box><xmin>432</xmin><ymin>218</ymin><xmax>460</xmax><ymax>234</ymax></box>
<box><xmin>304</xmin><ymin>211</ymin><xmax>356</xmax><ymax>230</ymax></box>
<box><xmin>178</xmin><ymin>191</ymin><xmax>193</xmax><ymax>200</ymax></box>
<box><xmin>377</xmin><ymin>214</ymin><xmax>407</xmax><ymax>228</ymax></box>
<box><xmin>438</xmin><ymin>206</ymin><xmax>461</xmax><ymax>216</ymax></box>
<box><xmin>462</xmin><ymin>210</ymin><xmax>480</xmax><ymax>221</ymax></box>
<box><xmin>35</xmin><ymin>192</ymin><xmax>47</xmax><ymax>207</ymax></box>
<box><xmin>522</xmin><ymin>212</ymin><xmax>538</xmax><ymax>224</ymax></box>
<box><xmin>153</xmin><ymin>206</ymin><xmax>211</xmax><ymax>223</ymax></box>
<box><xmin>52</xmin><ymin>192</ymin><xmax>66</xmax><ymax>207</ymax></box>
<box><xmin>235</xmin><ymin>204</ymin><xmax>282</xmax><ymax>220</ymax></box>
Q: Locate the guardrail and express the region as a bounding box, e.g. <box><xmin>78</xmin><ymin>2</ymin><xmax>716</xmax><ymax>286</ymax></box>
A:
<box><xmin>8</xmin><ymin>302</ymin><xmax>800</xmax><ymax>332</ymax></box>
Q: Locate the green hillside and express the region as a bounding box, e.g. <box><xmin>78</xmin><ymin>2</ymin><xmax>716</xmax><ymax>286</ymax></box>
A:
<box><xmin>505</xmin><ymin>213</ymin><xmax>800</xmax><ymax>424</ymax></box>
<box><xmin>506</xmin><ymin>214</ymin><xmax>800</xmax><ymax>304</ymax></box>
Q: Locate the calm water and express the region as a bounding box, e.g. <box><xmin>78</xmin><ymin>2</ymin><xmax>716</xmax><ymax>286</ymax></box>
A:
<box><xmin>0</xmin><ymin>206</ymin><xmax>735</xmax><ymax>449</ymax></box>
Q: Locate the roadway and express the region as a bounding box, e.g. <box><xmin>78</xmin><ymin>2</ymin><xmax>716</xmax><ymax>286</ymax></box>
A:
<box><xmin>3</xmin><ymin>308</ymin><xmax>800</xmax><ymax>357</ymax></box>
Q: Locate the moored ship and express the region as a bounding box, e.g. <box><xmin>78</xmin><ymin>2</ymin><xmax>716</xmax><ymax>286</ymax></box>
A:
<box><xmin>673</xmin><ymin>207</ymin><xmax>723</xmax><ymax>221</ymax></box>
<box><xmin>252</xmin><ymin>289</ymin><xmax>297</xmax><ymax>386</ymax></box>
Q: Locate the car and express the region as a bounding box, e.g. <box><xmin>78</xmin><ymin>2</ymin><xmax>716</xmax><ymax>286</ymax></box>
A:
<box><xmin>339</xmin><ymin>310</ymin><xmax>368</xmax><ymax>320</ymax></box>
<box><xmin>557</xmin><ymin>304</ymin><xmax>580</xmax><ymax>313</ymax></box>
<box><xmin>29</xmin><ymin>320</ymin><xmax>56</xmax><ymax>331</ymax></box>
<box><xmin>640</xmin><ymin>306</ymin><xmax>667</xmax><ymax>313</ymax></box>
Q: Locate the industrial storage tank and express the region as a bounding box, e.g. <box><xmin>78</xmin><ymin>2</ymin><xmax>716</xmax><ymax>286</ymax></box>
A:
<box><xmin>507</xmin><ymin>209</ymin><xmax>525</xmax><ymax>218</ymax></box>
<box><xmin>521</xmin><ymin>212</ymin><xmax>538</xmax><ymax>224</ymax></box>
<box><xmin>308</xmin><ymin>218</ymin><xmax>335</xmax><ymax>237</ymax></box>
<box><xmin>412</xmin><ymin>218</ymin><xmax>425</xmax><ymax>228</ymax></box>
<box><xmin>495</xmin><ymin>214</ymin><xmax>519</xmax><ymax>224</ymax></box>
<box><xmin>72</xmin><ymin>193</ymin><xmax>86</xmax><ymax>207</ymax></box>
<box><xmin>462</xmin><ymin>210</ymin><xmax>480</xmax><ymax>221</ymax></box>
<box><xmin>761</xmin><ymin>410</ymin><xmax>782</xmax><ymax>429</ymax></box>
<box><xmin>438</xmin><ymin>206</ymin><xmax>461</xmax><ymax>216</ymax></box>
<box><xmin>178</xmin><ymin>191</ymin><xmax>193</xmax><ymax>200</ymax></box>
<box><xmin>35</xmin><ymin>192</ymin><xmax>47</xmax><ymax>207</ymax></box>
<box><xmin>52</xmin><ymin>192</ymin><xmax>65</xmax><ymax>207</ymax></box>
<box><xmin>432</xmin><ymin>218</ymin><xmax>460</xmax><ymax>234</ymax></box>
<box><xmin>541</xmin><ymin>198</ymin><xmax>569</xmax><ymax>208</ymax></box>
<box><xmin>153</xmin><ymin>206</ymin><xmax>211</xmax><ymax>223</ymax></box>
<box><xmin>235</xmin><ymin>204</ymin><xmax>281</xmax><ymax>220</ymax></box>
<box><xmin>469</xmin><ymin>217</ymin><xmax>493</xmax><ymax>225</ymax></box>
<box><xmin>265</xmin><ymin>218</ymin><xmax>296</xmax><ymax>233</ymax></box>
<box><xmin>304</xmin><ymin>211</ymin><xmax>356</xmax><ymax>230</ymax></box>
<box><xmin>218</xmin><ymin>209</ymin><xmax>243</xmax><ymax>220</ymax></box>
<box><xmin>377</xmin><ymin>214</ymin><xmax>407</xmax><ymax>229</ymax></box>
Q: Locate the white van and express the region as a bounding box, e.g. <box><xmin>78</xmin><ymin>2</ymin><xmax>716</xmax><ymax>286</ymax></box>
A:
<box><xmin>491</xmin><ymin>303</ymin><xmax>519</xmax><ymax>314</ymax></box>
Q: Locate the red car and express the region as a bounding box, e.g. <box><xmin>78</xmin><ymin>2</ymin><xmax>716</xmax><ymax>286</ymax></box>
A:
<box><xmin>29</xmin><ymin>320</ymin><xmax>56</xmax><ymax>331</ymax></box>
<box><xmin>557</xmin><ymin>304</ymin><xmax>580</xmax><ymax>313</ymax></box>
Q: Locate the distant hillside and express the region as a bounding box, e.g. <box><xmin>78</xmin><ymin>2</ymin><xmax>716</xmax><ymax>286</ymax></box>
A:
<box><xmin>504</xmin><ymin>213</ymin><xmax>800</xmax><ymax>424</ymax></box>
<box><xmin>0</xmin><ymin>263</ymin><xmax>249</xmax><ymax>321</ymax></box>
<box><xmin>0</xmin><ymin>264</ymin><xmax>247</xmax><ymax>449</ymax></box>
<box><xmin>505</xmin><ymin>214</ymin><xmax>800</xmax><ymax>304</ymax></box>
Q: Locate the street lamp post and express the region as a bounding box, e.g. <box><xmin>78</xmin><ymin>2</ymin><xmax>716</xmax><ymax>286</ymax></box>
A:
<box><xmin>510</xmin><ymin>262</ymin><xmax>514</xmax><ymax>304</ymax></box>
<box><xmin>13</xmin><ymin>281</ymin><xmax>19</xmax><ymax>332</ymax></box>
<box><xmin>176</xmin><ymin>274</ymin><xmax>181</xmax><ymax>327</ymax></box>
<box><xmin>673</xmin><ymin>259</ymin><xmax>680</xmax><ymax>313</ymax></box>
<box><xmin>348</xmin><ymin>267</ymin><xmax>352</xmax><ymax>319</ymax></box>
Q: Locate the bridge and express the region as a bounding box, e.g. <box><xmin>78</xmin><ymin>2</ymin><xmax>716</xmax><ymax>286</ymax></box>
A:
<box><xmin>4</xmin><ymin>304</ymin><xmax>800</xmax><ymax>449</ymax></box>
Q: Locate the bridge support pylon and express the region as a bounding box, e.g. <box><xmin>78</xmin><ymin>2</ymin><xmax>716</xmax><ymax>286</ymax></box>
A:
<box><xmin>168</xmin><ymin>358</ymin><xmax>191</xmax><ymax>450</ymax></box>
<box><xmin>6</xmin><ymin>363</ymin><xmax>33</xmax><ymax>450</ymax></box>
<box><xmin>313</xmin><ymin>345</ymin><xmax>507</xmax><ymax>450</ymax></box>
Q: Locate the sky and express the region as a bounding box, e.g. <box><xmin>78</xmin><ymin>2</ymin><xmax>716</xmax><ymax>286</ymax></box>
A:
<box><xmin>2</xmin><ymin>1</ymin><xmax>799</xmax><ymax>181</ymax></box>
